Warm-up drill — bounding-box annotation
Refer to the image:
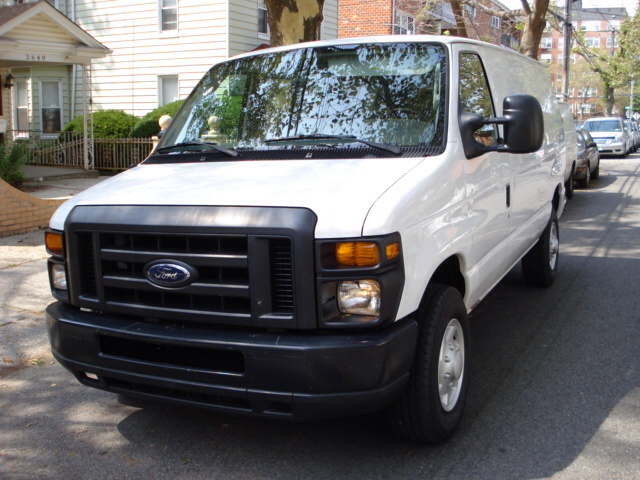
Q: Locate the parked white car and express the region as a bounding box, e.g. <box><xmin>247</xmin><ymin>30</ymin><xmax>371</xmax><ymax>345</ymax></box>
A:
<box><xmin>45</xmin><ymin>36</ymin><xmax>567</xmax><ymax>444</ymax></box>
<box><xmin>583</xmin><ymin>117</ymin><xmax>631</xmax><ymax>156</ymax></box>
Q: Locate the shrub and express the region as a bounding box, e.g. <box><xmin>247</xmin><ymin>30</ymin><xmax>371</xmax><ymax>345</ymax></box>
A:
<box><xmin>129</xmin><ymin>100</ymin><xmax>185</xmax><ymax>138</ymax></box>
<box><xmin>62</xmin><ymin>110</ymin><xmax>138</xmax><ymax>138</ymax></box>
<box><xmin>0</xmin><ymin>141</ymin><xmax>27</xmax><ymax>184</ymax></box>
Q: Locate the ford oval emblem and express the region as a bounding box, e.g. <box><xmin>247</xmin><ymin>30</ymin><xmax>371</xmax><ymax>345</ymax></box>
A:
<box><xmin>144</xmin><ymin>261</ymin><xmax>196</xmax><ymax>288</ymax></box>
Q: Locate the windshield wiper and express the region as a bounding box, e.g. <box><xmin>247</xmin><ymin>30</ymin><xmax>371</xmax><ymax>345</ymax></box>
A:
<box><xmin>156</xmin><ymin>141</ymin><xmax>238</xmax><ymax>157</ymax></box>
<box><xmin>264</xmin><ymin>134</ymin><xmax>402</xmax><ymax>155</ymax></box>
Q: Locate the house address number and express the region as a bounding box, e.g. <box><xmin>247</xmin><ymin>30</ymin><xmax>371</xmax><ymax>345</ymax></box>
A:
<box><xmin>26</xmin><ymin>54</ymin><xmax>46</xmax><ymax>61</ymax></box>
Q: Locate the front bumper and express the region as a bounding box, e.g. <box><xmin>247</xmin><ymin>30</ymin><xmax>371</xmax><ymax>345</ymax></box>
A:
<box><xmin>46</xmin><ymin>302</ymin><xmax>417</xmax><ymax>419</ymax></box>
<box><xmin>596</xmin><ymin>142</ymin><xmax>625</xmax><ymax>155</ymax></box>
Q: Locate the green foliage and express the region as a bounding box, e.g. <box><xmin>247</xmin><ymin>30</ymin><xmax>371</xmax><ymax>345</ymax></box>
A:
<box><xmin>62</xmin><ymin>110</ymin><xmax>138</xmax><ymax>138</ymax></box>
<box><xmin>216</xmin><ymin>95</ymin><xmax>243</xmax><ymax>140</ymax></box>
<box><xmin>0</xmin><ymin>141</ymin><xmax>27</xmax><ymax>184</ymax></box>
<box><xmin>129</xmin><ymin>100</ymin><xmax>185</xmax><ymax>138</ymax></box>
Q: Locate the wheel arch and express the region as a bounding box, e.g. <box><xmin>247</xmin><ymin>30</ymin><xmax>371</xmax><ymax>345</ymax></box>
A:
<box><xmin>426</xmin><ymin>255</ymin><xmax>466</xmax><ymax>301</ymax></box>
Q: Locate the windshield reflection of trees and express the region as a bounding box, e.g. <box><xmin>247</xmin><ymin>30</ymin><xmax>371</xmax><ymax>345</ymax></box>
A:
<box><xmin>166</xmin><ymin>43</ymin><xmax>447</xmax><ymax>151</ymax></box>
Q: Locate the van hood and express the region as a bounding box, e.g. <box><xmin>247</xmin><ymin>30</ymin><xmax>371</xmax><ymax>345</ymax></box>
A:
<box><xmin>50</xmin><ymin>158</ymin><xmax>424</xmax><ymax>238</ymax></box>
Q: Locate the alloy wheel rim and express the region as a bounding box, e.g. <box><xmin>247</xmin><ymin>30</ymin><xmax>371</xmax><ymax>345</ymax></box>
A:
<box><xmin>438</xmin><ymin>318</ymin><xmax>465</xmax><ymax>412</ymax></box>
<box><xmin>549</xmin><ymin>222</ymin><xmax>559</xmax><ymax>270</ymax></box>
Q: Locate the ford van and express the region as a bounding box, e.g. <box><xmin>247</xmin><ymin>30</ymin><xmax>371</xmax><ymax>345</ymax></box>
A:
<box><xmin>45</xmin><ymin>36</ymin><xmax>566</xmax><ymax>443</ymax></box>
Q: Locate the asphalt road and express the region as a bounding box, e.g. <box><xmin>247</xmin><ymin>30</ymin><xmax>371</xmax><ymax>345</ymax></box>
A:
<box><xmin>1</xmin><ymin>155</ymin><xmax>639</xmax><ymax>479</ymax></box>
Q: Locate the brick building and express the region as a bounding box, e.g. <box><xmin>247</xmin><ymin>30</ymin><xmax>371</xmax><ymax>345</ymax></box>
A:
<box><xmin>539</xmin><ymin>5</ymin><xmax>630</xmax><ymax>121</ymax></box>
<box><xmin>338</xmin><ymin>0</ymin><xmax>520</xmax><ymax>50</ymax></box>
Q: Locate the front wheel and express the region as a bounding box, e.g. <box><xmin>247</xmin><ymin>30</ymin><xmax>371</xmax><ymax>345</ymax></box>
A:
<box><xmin>522</xmin><ymin>210</ymin><xmax>559</xmax><ymax>287</ymax></box>
<box><xmin>388</xmin><ymin>285</ymin><xmax>470</xmax><ymax>444</ymax></box>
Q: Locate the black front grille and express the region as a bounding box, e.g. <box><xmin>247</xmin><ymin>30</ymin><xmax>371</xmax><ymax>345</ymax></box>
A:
<box><xmin>70</xmin><ymin>231</ymin><xmax>294</xmax><ymax>327</ymax></box>
<box><xmin>64</xmin><ymin>206</ymin><xmax>318</xmax><ymax>330</ymax></box>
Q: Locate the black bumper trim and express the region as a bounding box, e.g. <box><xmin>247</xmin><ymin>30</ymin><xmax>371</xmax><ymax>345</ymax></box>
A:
<box><xmin>47</xmin><ymin>302</ymin><xmax>418</xmax><ymax>420</ymax></box>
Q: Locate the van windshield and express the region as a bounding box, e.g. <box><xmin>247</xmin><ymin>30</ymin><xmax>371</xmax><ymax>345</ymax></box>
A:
<box><xmin>155</xmin><ymin>42</ymin><xmax>447</xmax><ymax>159</ymax></box>
<box><xmin>583</xmin><ymin>120</ymin><xmax>622</xmax><ymax>132</ymax></box>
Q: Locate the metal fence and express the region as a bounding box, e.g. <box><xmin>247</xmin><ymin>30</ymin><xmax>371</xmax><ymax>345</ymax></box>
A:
<box><xmin>5</xmin><ymin>130</ymin><xmax>154</xmax><ymax>170</ymax></box>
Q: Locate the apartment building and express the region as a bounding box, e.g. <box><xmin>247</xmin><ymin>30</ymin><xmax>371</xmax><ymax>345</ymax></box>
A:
<box><xmin>338</xmin><ymin>0</ymin><xmax>520</xmax><ymax>50</ymax></box>
<box><xmin>539</xmin><ymin>5</ymin><xmax>629</xmax><ymax>120</ymax></box>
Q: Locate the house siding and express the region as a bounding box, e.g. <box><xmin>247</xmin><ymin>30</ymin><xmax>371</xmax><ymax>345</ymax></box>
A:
<box><xmin>4</xmin><ymin>12</ymin><xmax>77</xmax><ymax>44</ymax></box>
<box><xmin>69</xmin><ymin>0</ymin><xmax>338</xmax><ymax>117</ymax></box>
<box><xmin>73</xmin><ymin>0</ymin><xmax>229</xmax><ymax>117</ymax></box>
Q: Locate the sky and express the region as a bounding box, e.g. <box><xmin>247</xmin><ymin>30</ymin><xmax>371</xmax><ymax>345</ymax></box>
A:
<box><xmin>499</xmin><ymin>0</ymin><xmax>637</xmax><ymax>16</ymax></box>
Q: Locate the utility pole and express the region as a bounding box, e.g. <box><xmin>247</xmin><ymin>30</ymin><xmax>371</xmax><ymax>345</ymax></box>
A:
<box><xmin>631</xmin><ymin>80</ymin><xmax>635</xmax><ymax>120</ymax></box>
<box><xmin>562</xmin><ymin>0</ymin><xmax>571</xmax><ymax>102</ymax></box>
<box><xmin>610</xmin><ymin>15</ymin><xmax>616</xmax><ymax>58</ymax></box>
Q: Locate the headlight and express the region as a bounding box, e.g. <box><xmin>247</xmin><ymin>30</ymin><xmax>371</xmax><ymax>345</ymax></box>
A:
<box><xmin>337</xmin><ymin>280</ymin><xmax>381</xmax><ymax>315</ymax></box>
<box><xmin>50</xmin><ymin>263</ymin><xmax>68</xmax><ymax>290</ymax></box>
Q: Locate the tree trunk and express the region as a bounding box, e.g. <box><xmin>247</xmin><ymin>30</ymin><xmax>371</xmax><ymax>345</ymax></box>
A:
<box><xmin>450</xmin><ymin>1</ymin><xmax>469</xmax><ymax>38</ymax></box>
<box><xmin>605</xmin><ymin>85</ymin><xmax>615</xmax><ymax>115</ymax></box>
<box><xmin>264</xmin><ymin>0</ymin><xmax>325</xmax><ymax>47</ymax></box>
<box><xmin>518</xmin><ymin>0</ymin><xmax>550</xmax><ymax>60</ymax></box>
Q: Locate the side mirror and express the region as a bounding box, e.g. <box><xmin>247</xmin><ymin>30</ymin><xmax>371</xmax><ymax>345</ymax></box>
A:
<box><xmin>459</xmin><ymin>94</ymin><xmax>544</xmax><ymax>158</ymax></box>
<box><xmin>501</xmin><ymin>94</ymin><xmax>544</xmax><ymax>153</ymax></box>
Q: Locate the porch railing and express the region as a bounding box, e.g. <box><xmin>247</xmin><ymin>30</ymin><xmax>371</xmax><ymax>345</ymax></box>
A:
<box><xmin>5</xmin><ymin>130</ymin><xmax>154</xmax><ymax>170</ymax></box>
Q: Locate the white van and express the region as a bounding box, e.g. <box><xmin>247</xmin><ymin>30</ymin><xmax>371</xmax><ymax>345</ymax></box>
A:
<box><xmin>45</xmin><ymin>36</ymin><xmax>566</xmax><ymax>444</ymax></box>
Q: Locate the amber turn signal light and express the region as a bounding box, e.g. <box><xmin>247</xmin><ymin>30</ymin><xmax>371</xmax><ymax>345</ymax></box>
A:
<box><xmin>335</xmin><ymin>242</ymin><xmax>379</xmax><ymax>267</ymax></box>
<box><xmin>45</xmin><ymin>231</ymin><xmax>63</xmax><ymax>256</ymax></box>
<box><xmin>385</xmin><ymin>242</ymin><xmax>400</xmax><ymax>260</ymax></box>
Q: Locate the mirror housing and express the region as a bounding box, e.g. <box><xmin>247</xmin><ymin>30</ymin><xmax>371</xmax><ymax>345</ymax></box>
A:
<box><xmin>460</xmin><ymin>94</ymin><xmax>544</xmax><ymax>159</ymax></box>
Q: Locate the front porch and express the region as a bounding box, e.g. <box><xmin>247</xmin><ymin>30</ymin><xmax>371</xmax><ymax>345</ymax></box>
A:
<box><xmin>0</xmin><ymin>0</ymin><xmax>110</xmax><ymax>170</ymax></box>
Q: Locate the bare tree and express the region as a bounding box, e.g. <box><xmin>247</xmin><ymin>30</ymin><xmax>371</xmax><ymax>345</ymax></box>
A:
<box><xmin>264</xmin><ymin>0</ymin><xmax>325</xmax><ymax>47</ymax></box>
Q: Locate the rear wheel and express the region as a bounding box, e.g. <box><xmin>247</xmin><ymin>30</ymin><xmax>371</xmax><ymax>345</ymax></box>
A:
<box><xmin>578</xmin><ymin>162</ymin><xmax>590</xmax><ymax>188</ymax></box>
<box><xmin>388</xmin><ymin>285</ymin><xmax>470</xmax><ymax>444</ymax></box>
<box><xmin>522</xmin><ymin>210</ymin><xmax>559</xmax><ymax>287</ymax></box>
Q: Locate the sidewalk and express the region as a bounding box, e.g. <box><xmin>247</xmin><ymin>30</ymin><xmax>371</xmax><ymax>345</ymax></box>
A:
<box><xmin>20</xmin><ymin>165</ymin><xmax>109</xmax><ymax>200</ymax></box>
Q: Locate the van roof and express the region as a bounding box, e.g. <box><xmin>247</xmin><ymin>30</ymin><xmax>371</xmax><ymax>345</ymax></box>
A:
<box><xmin>225</xmin><ymin>35</ymin><xmax>539</xmax><ymax>67</ymax></box>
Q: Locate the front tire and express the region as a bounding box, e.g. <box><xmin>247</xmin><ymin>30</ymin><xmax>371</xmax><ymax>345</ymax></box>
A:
<box><xmin>388</xmin><ymin>285</ymin><xmax>470</xmax><ymax>444</ymax></box>
<box><xmin>522</xmin><ymin>210</ymin><xmax>559</xmax><ymax>287</ymax></box>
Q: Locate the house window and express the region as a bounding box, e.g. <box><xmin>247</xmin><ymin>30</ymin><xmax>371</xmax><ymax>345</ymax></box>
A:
<box><xmin>580</xmin><ymin>21</ymin><xmax>600</xmax><ymax>31</ymax></box>
<box><xmin>558</xmin><ymin>38</ymin><xmax>564</xmax><ymax>50</ymax></box>
<box><xmin>557</xmin><ymin>55</ymin><xmax>563</xmax><ymax>65</ymax></box>
<box><xmin>13</xmin><ymin>79</ymin><xmax>29</xmax><ymax>133</ymax></box>
<box><xmin>606</xmin><ymin>36</ymin><xmax>619</xmax><ymax>48</ymax></box>
<box><xmin>540</xmin><ymin>54</ymin><xmax>552</xmax><ymax>64</ymax></box>
<box><xmin>540</xmin><ymin>37</ymin><xmax>552</xmax><ymax>49</ymax></box>
<box><xmin>491</xmin><ymin>16</ymin><xmax>500</xmax><ymax>29</ymax></box>
<box><xmin>40</xmin><ymin>80</ymin><xmax>62</xmax><ymax>134</ymax></box>
<box><xmin>585</xmin><ymin>37</ymin><xmax>599</xmax><ymax>48</ymax></box>
<box><xmin>159</xmin><ymin>76</ymin><xmax>179</xmax><ymax>106</ymax></box>
<box><xmin>159</xmin><ymin>0</ymin><xmax>178</xmax><ymax>32</ymax></box>
<box><xmin>258</xmin><ymin>2</ymin><xmax>269</xmax><ymax>36</ymax></box>
<box><xmin>608</xmin><ymin>20</ymin><xmax>620</xmax><ymax>29</ymax></box>
<box><xmin>464</xmin><ymin>4</ymin><xmax>476</xmax><ymax>18</ymax></box>
<box><xmin>394</xmin><ymin>12</ymin><xmax>415</xmax><ymax>35</ymax></box>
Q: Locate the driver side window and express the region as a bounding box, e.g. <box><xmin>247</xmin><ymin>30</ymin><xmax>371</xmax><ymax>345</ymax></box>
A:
<box><xmin>459</xmin><ymin>53</ymin><xmax>497</xmax><ymax>146</ymax></box>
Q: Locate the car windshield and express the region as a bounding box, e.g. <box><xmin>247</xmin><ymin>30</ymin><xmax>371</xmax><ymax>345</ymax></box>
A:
<box><xmin>583</xmin><ymin>120</ymin><xmax>621</xmax><ymax>132</ymax></box>
<box><xmin>155</xmin><ymin>42</ymin><xmax>447</xmax><ymax>158</ymax></box>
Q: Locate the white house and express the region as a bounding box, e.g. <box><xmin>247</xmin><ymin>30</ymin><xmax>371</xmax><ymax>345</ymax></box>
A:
<box><xmin>72</xmin><ymin>0</ymin><xmax>338</xmax><ymax>116</ymax></box>
<box><xmin>1</xmin><ymin>0</ymin><xmax>338</xmax><ymax>134</ymax></box>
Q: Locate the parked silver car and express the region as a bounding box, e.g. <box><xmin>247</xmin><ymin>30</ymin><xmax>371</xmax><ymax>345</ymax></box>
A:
<box><xmin>582</xmin><ymin>117</ymin><xmax>630</xmax><ymax>157</ymax></box>
<box><xmin>625</xmin><ymin>120</ymin><xmax>640</xmax><ymax>152</ymax></box>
